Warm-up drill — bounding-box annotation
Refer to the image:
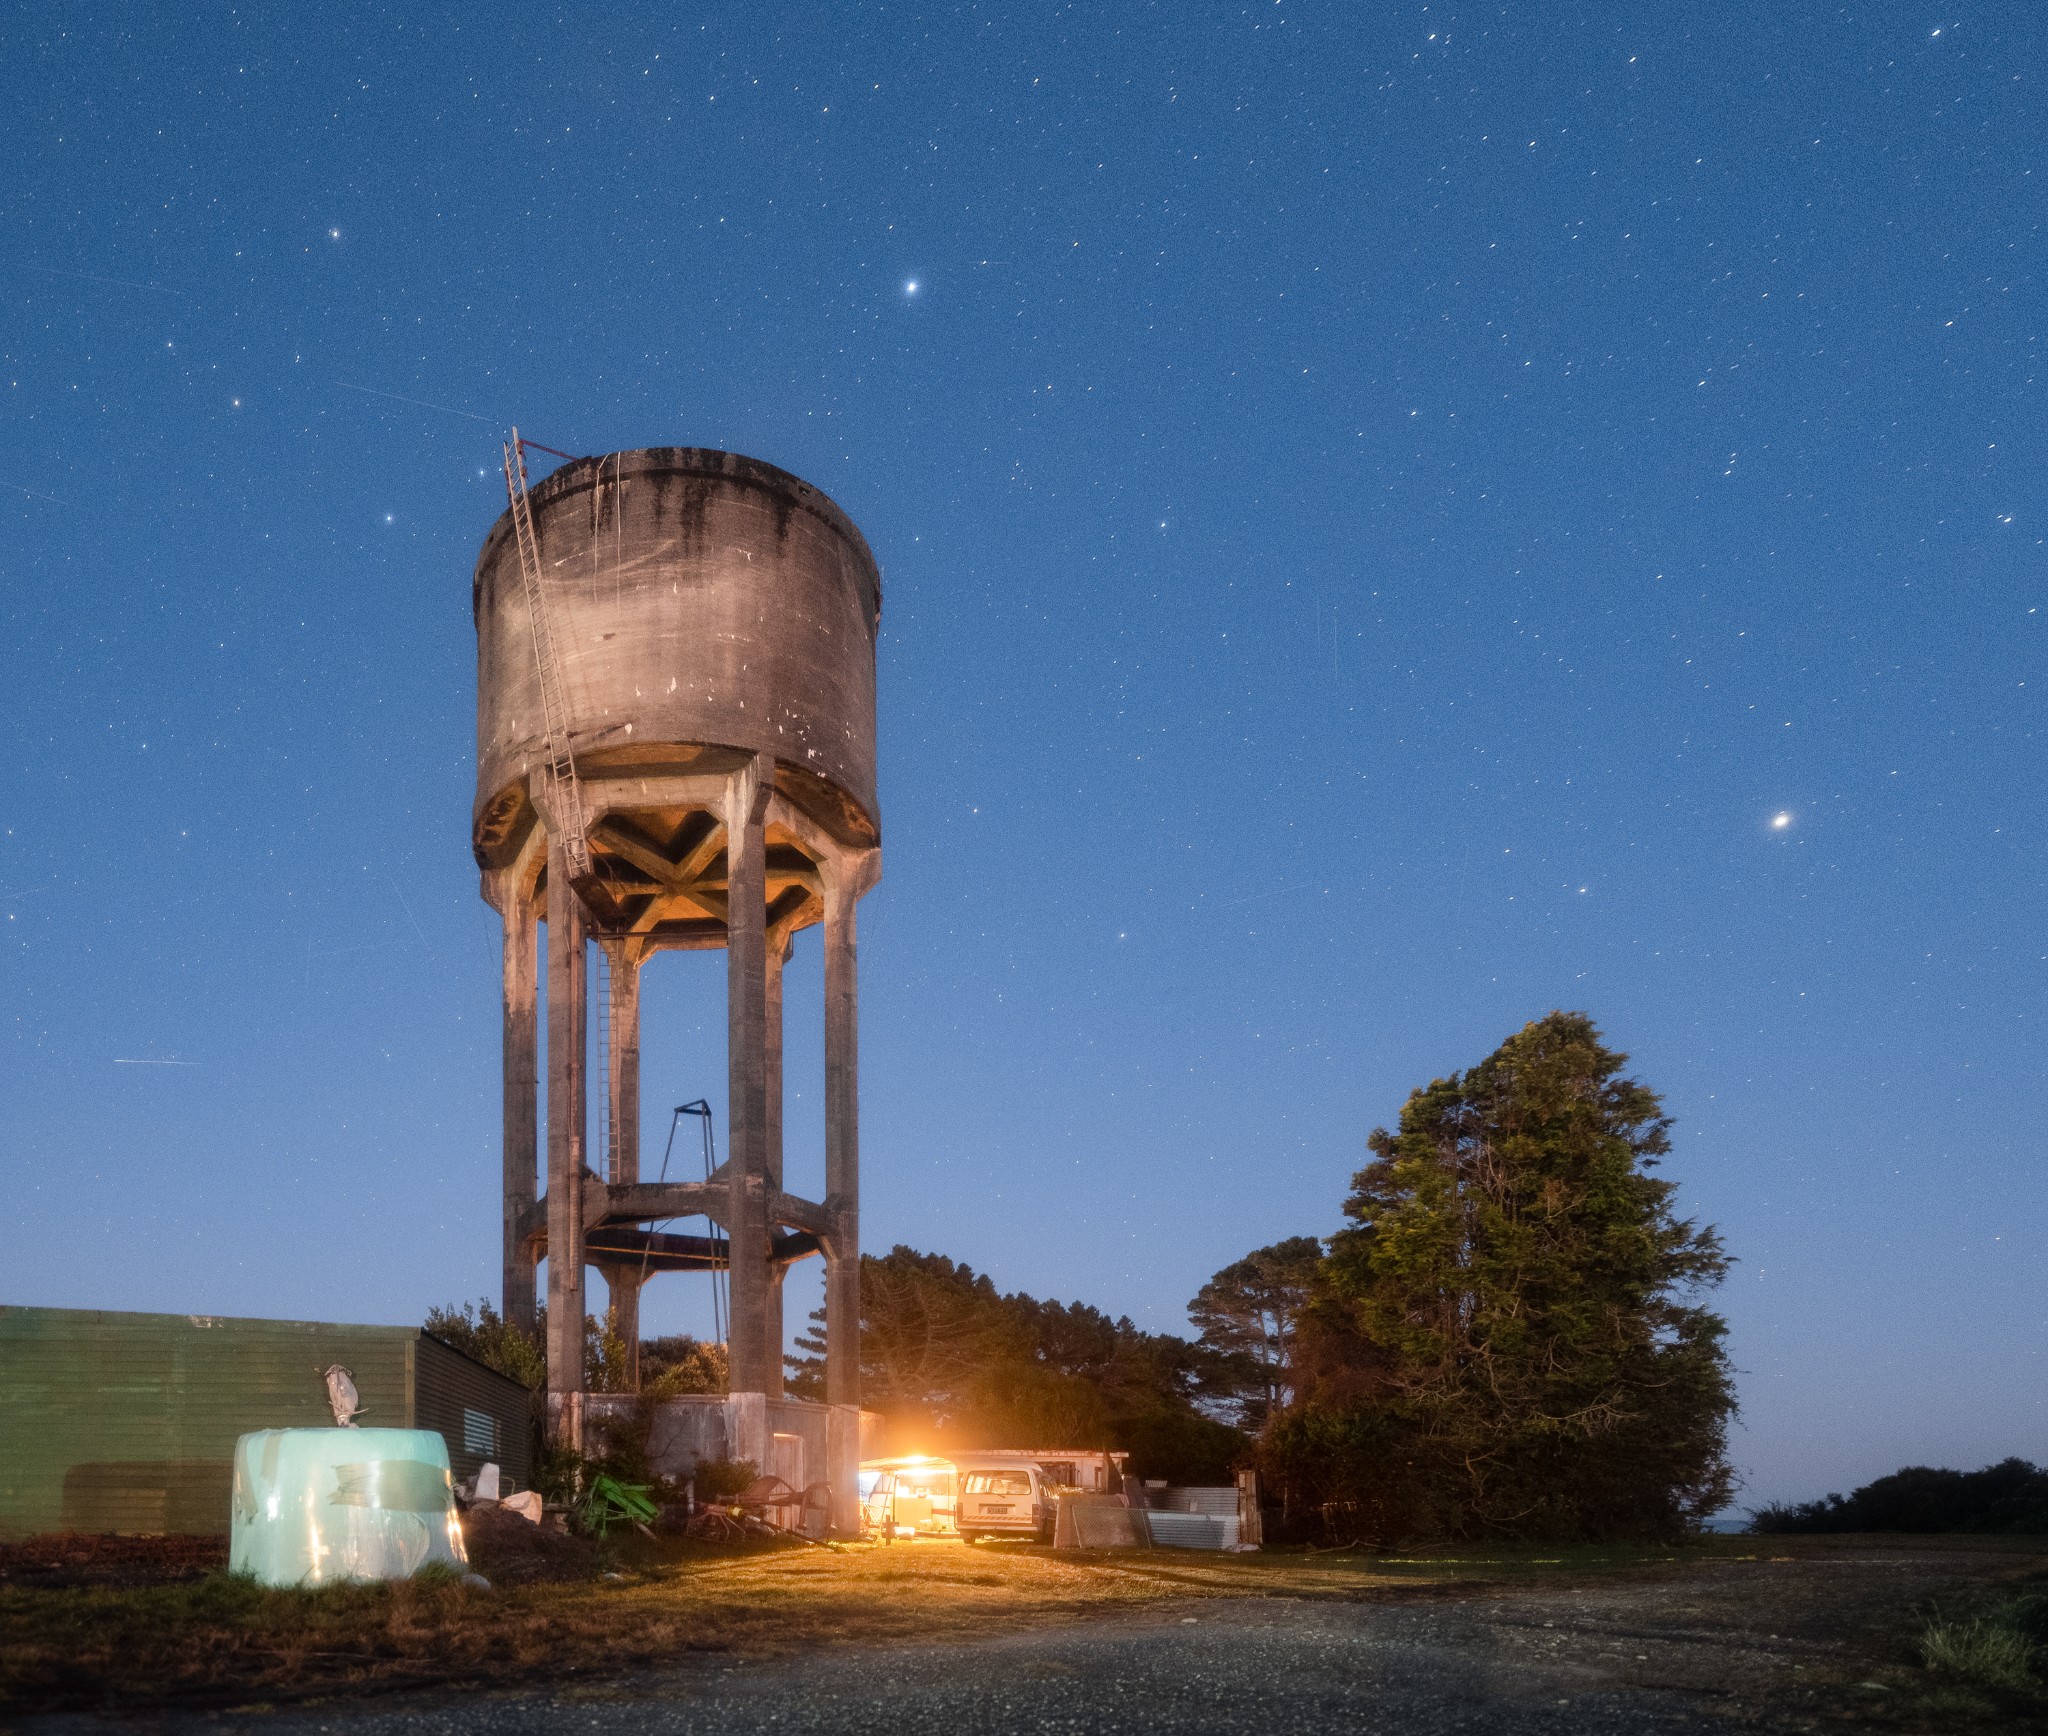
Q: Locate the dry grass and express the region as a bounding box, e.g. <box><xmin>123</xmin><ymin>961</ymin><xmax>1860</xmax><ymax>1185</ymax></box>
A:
<box><xmin>0</xmin><ymin>1534</ymin><xmax>1727</xmax><ymax>1714</ymax></box>
<box><xmin>1920</xmin><ymin>1617</ymin><xmax>2037</xmax><ymax>1691</ymax></box>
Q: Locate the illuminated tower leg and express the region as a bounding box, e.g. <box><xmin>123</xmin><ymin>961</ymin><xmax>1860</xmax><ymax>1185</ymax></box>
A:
<box><xmin>823</xmin><ymin>857</ymin><xmax>866</xmax><ymax>1535</ymax></box>
<box><xmin>763</xmin><ymin>937</ymin><xmax>787</xmax><ymax>1398</ymax></box>
<box><xmin>545</xmin><ymin>838</ymin><xmax>589</xmax><ymax>1448</ymax></box>
<box><xmin>500</xmin><ymin>888</ymin><xmax>539</xmax><ymax>1334</ymax></box>
<box><xmin>601</xmin><ymin>939</ymin><xmax>644</xmax><ymax>1387</ymax></box>
<box><xmin>724</xmin><ymin>756</ymin><xmax>774</xmax><ymax>1396</ymax></box>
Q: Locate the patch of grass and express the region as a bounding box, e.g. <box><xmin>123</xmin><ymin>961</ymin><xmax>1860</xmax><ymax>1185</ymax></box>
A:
<box><xmin>1920</xmin><ymin>1617</ymin><xmax>2036</xmax><ymax>1691</ymax></box>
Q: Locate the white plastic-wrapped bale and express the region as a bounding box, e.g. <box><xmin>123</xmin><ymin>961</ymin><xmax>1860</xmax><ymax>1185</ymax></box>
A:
<box><xmin>230</xmin><ymin>1428</ymin><xmax>468</xmax><ymax>1585</ymax></box>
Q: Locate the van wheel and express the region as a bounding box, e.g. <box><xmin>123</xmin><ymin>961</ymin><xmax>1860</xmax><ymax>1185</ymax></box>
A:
<box><xmin>958</xmin><ymin>1531</ymin><xmax>979</xmax><ymax>1544</ymax></box>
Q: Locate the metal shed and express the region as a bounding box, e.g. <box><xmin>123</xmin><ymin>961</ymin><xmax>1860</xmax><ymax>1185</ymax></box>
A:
<box><xmin>0</xmin><ymin>1306</ymin><xmax>534</xmax><ymax>1539</ymax></box>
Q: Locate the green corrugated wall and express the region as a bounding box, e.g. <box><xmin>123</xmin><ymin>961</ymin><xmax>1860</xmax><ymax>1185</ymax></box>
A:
<box><xmin>0</xmin><ymin>1307</ymin><xmax>532</xmax><ymax>1539</ymax></box>
<box><xmin>417</xmin><ymin>1333</ymin><xmax>535</xmax><ymax>1494</ymax></box>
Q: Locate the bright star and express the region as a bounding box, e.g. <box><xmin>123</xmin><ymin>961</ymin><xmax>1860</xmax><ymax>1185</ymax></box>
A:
<box><xmin>1771</xmin><ymin>811</ymin><xmax>1792</xmax><ymax>830</ymax></box>
<box><xmin>904</xmin><ymin>279</ymin><xmax>919</xmax><ymax>295</ymax></box>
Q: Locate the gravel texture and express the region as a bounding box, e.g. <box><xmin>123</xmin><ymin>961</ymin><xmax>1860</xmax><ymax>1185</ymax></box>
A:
<box><xmin>30</xmin><ymin>1545</ymin><xmax>2033</xmax><ymax>1734</ymax></box>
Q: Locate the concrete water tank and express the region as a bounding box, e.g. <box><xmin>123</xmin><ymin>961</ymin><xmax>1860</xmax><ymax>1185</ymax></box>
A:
<box><xmin>472</xmin><ymin>446</ymin><xmax>881</xmax><ymax>869</ymax></box>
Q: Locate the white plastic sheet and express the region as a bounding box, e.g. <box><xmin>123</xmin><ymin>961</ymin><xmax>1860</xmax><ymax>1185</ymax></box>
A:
<box><xmin>230</xmin><ymin>1428</ymin><xmax>469</xmax><ymax>1586</ymax></box>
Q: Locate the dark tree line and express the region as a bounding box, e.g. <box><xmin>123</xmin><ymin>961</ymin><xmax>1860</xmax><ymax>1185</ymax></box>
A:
<box><xmin>1752</xmin><ymin>1460</ymin><xmax>2048</xmax><ymax>1536</ymax></box>
<box><xmin>788</xmin><ymin>1246</ymin><xmax>1244</xmax><ymax>1484</ymax></box>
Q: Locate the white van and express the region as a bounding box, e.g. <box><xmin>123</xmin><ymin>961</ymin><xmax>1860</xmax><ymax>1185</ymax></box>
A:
<box><xmin>952</xmin><ymin>1455</ymin><xmax>1057</xmax><ymax>1543</ymax></box>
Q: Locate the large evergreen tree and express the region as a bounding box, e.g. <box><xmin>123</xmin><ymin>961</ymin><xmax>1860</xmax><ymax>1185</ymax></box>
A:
<box><xmin>1266</xmin><ymin>1012</ymin><xmax>1735</xmax><ymax>1543</ymax></box>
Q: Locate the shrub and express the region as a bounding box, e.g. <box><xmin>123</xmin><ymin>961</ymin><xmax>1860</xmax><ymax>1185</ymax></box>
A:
<box><xmin>691</xmin><ymin>1458</ymin><xmax>759</xmax><ymax>1502</ymax></box>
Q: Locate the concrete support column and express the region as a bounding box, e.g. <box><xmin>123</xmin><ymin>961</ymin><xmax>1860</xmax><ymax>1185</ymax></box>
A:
<box><xmin>500</xmin><ymin>890</ymin><xmax>540</xmax><ymax>1334</ymax></box>
<box><xmin>764</xmin><ymin>939</ymin><xmax>785</xmax><ymax>1190</ymax></box>
<box><xmin>827</xmin><ymin>1403</ymin><xmax>863</xmax><ymax>1539</ymax></box>
<box><xmin>823</xmin><ymin>868</ymin><xmax>861</xmax><ymax>1410</ymax></box>
<box><xmin>545</xmin><ymin>840</ymin><xmax>589</xmax><ymax>1448</ymax></box>
<box><xmin>762</xmin><ymin>940</ymin><xmax>786</xmax><ymax>1397</ymax></box>
<box><xmin>724</xmin><ymin>1390</ymin><xmax>767</xmax><ymax>1475</ymax></box>
<box><xmin>604</xmin><ymin>940</ymin><xmax>643</xmax><ymax>1389</ymax></box>
<box><xmin>595</xmin><ymin>1264</ymin><xmax>642</xmax><ymax>1393</ymax></box>
<box><xmin>724</xmin><ymin>756</ymin><xmax>774</xmax><ymax>1396</ymax></box>
<box><xmin>607</xmin><ymin>939</ymin><xmax>642</xmax><ymax>1187</ymax></box>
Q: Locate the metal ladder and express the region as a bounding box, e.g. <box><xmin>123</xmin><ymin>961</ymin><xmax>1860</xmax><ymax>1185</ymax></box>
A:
<box><xmin>501</xmin><ymin>428</ymin><xmax>592</xmax><ymax>883</ymax></box>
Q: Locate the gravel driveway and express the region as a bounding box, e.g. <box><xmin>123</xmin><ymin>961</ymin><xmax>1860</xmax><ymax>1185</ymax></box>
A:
<box><xmin>45</xmin><ymin>1543</ymin><xmax>2032</xmax><ymax>1735</ymax></box>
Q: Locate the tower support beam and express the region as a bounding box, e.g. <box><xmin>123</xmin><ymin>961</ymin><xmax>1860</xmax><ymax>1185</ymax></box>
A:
<box><xmin>545</xmin><ymin>838</ymin><xmax>589</xmax><ymax>1449</ymax></box>
<box><xmin>823</xmin><ymin>859</ymin><xmax>867</xmax><ymax>1412</ymax></box>
<box><xmin>500</xmin><ymin>888</ymin><xmax>540</xmax><ymax>1333</ymax></box>
<box><xmin>602</xmin><ymin>938</ymin><xmax>644</xmax><ymax>1387</ymax></box>
<box><xmin>724</xmin><ymin>756</ymin><xmax>775</xmax><ymax>1396</ymax></box>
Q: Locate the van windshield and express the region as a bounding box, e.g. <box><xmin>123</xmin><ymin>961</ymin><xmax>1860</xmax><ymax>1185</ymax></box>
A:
<box><xmin>963</xmin><ymin>1470</ymin><xmax>1033</xmax><ymax>1497</ymax></box>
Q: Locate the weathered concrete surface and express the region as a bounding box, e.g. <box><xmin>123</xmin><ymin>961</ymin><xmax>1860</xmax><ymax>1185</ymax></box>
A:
<box><xmin>473</xmin><ymin>447</ymin><xmax>882</xmax><ymax>862</ymax></box>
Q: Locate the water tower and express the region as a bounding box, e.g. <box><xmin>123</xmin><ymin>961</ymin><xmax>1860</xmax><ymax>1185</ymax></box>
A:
<box><xmin>472</xmin><ymin>441</ymin><xmax>879</xmax><ymax>1521</ymax></box>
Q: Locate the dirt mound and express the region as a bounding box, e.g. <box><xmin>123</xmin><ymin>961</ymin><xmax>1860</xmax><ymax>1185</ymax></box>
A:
<box><xmin>460</xmin><ymin>1502</ymin><xmax>598</xmax><ymax>1583</ymax></box>
<box><xmin>0</xmin><ymin>1532</ymin><xmax>228</xmax><ymax>1588</ymax></box>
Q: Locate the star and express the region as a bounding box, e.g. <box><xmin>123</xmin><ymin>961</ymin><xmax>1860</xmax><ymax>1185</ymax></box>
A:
<box><xmin>1771</xmin><ymin>811</ymin><xmax>1793</xmax><ymax>830</ymax></box>
<box><xmin>904</xmin><ymin>279</ymin><xmax>919</xmax><ymax>295</ymax></box>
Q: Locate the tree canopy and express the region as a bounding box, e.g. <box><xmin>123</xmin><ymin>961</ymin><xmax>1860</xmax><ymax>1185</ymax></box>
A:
<box><xmin>1265</xmin><ymin>1011</ymin><xmax>1736</xmax><ymax>1543</ymax></box>
<box><xmin>425</xmin><ymin>1299</ymin><xmax>545</xmax><ymax>1391</ymax></box>
<box><xmin>1188</xmin><ymin>1236</ymin><xmax>1323</xmax><ymax>1428</ymax></box>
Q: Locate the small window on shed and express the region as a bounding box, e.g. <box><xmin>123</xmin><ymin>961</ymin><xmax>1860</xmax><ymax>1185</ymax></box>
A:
<box><xmin>463</xmin><ymin>1409</ymin><xmax>498</xmax><ymax>1456</ymax></box>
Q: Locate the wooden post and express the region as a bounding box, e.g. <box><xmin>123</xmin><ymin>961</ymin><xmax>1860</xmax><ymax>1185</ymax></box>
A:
<box><xmin>1236</xmin><ymin>1467</ymin><xmax>1264</xmax><ymax>1549</ymax></box>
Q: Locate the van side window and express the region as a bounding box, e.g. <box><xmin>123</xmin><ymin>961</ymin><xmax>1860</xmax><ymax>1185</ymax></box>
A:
<box><xmin>963</xmin><ymin>1470</ymin><xmax>1033</xmax><ymax>1497</ymax></box>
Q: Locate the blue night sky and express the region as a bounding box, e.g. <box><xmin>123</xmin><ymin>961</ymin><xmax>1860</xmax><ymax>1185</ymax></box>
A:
<box><xmin>3</xmin><ymin>4</ymin><xmax>2042</xmax><ymax>1513</ymax></box>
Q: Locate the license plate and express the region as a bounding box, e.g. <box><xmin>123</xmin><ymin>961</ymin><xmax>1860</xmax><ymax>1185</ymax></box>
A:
<box><xmin>983</xmin><ymin>1505</ymin><xmax>1012</xmax><ymax>1514</ymax></box>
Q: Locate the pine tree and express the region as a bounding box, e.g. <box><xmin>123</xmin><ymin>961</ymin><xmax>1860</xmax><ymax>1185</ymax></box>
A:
<box><xmin>1267</xmin><ymin>1011</ymin><xmax>1736</xmax><ymax>1543</ymax></box>
<box><xmin>1188</xmin><ymin>1236</ymin><xmax>1323</xmax><ymax>1427</ymax></box>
